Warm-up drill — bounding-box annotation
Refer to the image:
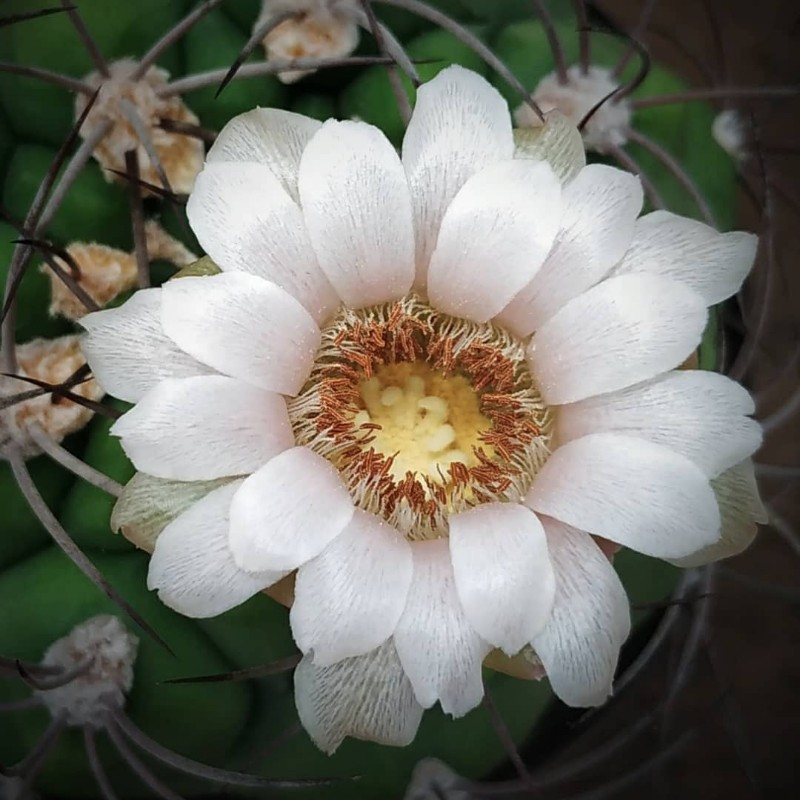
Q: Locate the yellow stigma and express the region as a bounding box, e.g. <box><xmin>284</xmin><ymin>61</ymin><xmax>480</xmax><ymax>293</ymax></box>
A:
<box><xmin>355</xmin><ymin>362</ymin><xmax>491</xmax><ymax>484</ymax></box>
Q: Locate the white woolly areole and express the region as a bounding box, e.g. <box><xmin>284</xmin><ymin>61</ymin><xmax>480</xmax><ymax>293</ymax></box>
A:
<box><xmin>37</xmin><ymin>615</ymin><xmax>139</xmax><ymax>728</ymax></box>
<box><xmin>517</xmin><ymin>66</ymin><xmax>631</xmax><ymax>154</ymax></box>
<box><xmin>257</xmin><ymin>0</ymin><xmax>360</xmax><ymax>83</ymax></box>
<box><xmin>75</xmin><ymin>59</ymin><xmax>204</xmax><ymax>195</ymax></box>
<box><xmin>712</xmin><ymin>110</ymin><xmax>748</xmax><ymax>162</ymax></box>
<box><xmin>1</xmin><ymin>335</ymin><xmax>104</xmax><ymax>459</ymax></box>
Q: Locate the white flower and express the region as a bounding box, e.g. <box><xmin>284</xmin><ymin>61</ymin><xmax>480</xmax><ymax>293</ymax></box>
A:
<box><xmin>516</xmin><ymin>65</ymin><xmax>631</xmax><ymax>154</ymax></box>
<box><xmin>256</xmin><ymin>0</ymin><xmax>360</xmax><ymax>84</ymax></box>
<box><xmin>81</xmin><ymin>67</ymin><xmax>764</xmax><ymax>754</ymax></box>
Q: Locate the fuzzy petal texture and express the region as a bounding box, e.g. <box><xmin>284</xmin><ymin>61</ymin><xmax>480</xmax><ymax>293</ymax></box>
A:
<box><xmin>80</xmin><ymin>289</ymin><xmax>209</xmax><ymax>403</ymax></box>
<box><xmin>427</xmin><ymin>159</ymin><xmax>562</xmax><ymax>323</ymax></box>
<box><xmin>669</xmin><ymin>459</ymin><xmax>767</xmax><ymax>568</ymax></box>
<box><xmin>298</xmin><ymin>119</ymin><xmax>415</xmax><ymax>307</ymax></box>
<box><xmin>449</xmin><ymin>503</ymin><xmax>555</xmax><ymax>655</ymax></box>
<box><xmin>186</xmin><ymin>161</ymin><xmax>338</xmax><ymax>324</ymax></box>
<box><xmin>111</xmin><ymin>376</ymin><xmax>292</xmax><ymax>481</ymax></box>
<box><xmin>614</xmin><ymin>210</ymin><xmax>757</xmax><ymax>306</ymax></box>
<box><xmin>557</xmin><ymin>370</ymin><xmax>762</xmax><ymax>477</ymax></box>
<box><xmin>294</xmin><ymin>639</ymin><xmax>423</xmax><ymax>755</ymax></box>
<box><xmin>497</xmin><ymin>164</ymin><xmax>643</xmax><ymax>335</ymax></box>
<box><xmin>532</xmin><ymin>518</ymin><xmax>631</xmax><ymax>706</ymax></box>
<box><xmin>228</xmin><ymin>446</ymin><xmax>355</xmax><ymax>574</ymax></box>
<box><xmin>394</xmin><ymin>539</ymin><xmax>491</xmax><ymax>716</ymax></box>
<box><xmin>528</xmin><ymin>274</ymin><xmax>707</xmax><ymax>405</ymax></box>
<box><xmin>402</xmin><ymin>65</ymin><xmax>514</xmax><ymax>287</ymax></box>
<box><xmin>205</xmin><ymin>107</ymin><xmax>321</xmax><ymax>201</ymax></box>
<box><xmin>526</xmin><ymin>433</ymin><xmax>721</xmax><ymax>559</ymax></box>
<box><xmin>160</xmin><ymin>273</ymin><xmax>320</xmax><ymax>396</ymax></box>
<box><xmin>291</xmin><ymin>510</ymin><xmax>412</xmax><ymax>665</ymax></box>
<box><xmin>147</xmin><ymin>481</ymin><xmax>285</xmax><ymax>617</ymax></box>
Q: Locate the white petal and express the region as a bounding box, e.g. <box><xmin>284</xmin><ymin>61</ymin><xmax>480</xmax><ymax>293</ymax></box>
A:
<box><xmin>525</xmin><ymin>433</ymin><xmax>721</xmax><ymax>559</ymax></box>
<box><xmin>427</xmin><ymin>159</ymin><xmax>562</xmax><ymax>323</ymax></box>
<box><xmin>614</xmin><ymin>210</ymin><xmax>758</xmax><ymax>306</ymax></box>
<box><xmin>80</xmin><ymin>289</ymin><xmax>209</xmax><ymax>403</ymax></box>
<box><xmin>531</xmin><ymin>517</ymin><xmax>631</xmax><ymax>707</ymax></box>
<box><xmin>394</xmin><ymin>539</ymin><xmax>490</xmax><ymax>716</ymax></box>
<box><xmin>528</xmin><ymin>274</ymin><xmax>707</xmax><ymax>405</ymax></box>
<box><xmin>294</xmin><ymin>639</ymin><xmax>423</xmax><ymax>755</ymax></box>
<box><xmin>206</xmin><ymin>107</ymin><xmax>321</xmax><ymax>201</ymax></box>
<box><xmin>147</xmin><ymin>481</ymin><xmax>284</xmax><ymax>618</ymax></box>
<box><xmin>449</xmin><ymin>503</ymin><xmax>555</xmax><ymax>655</ymax></box>
<box><xmin>160</xmin><ymin>273</ymin><xmax>319</xmax><ymax>396</ymax></box>
<box><xmin>669</xmin><ymin>459</ymin><xmax>767</xmax><ymax>568</ymax></box>
<box><xmin>298</xmin><ymin>119</ymin><xmax>415</xmax><ymax>308</ymax></box>
<box><xmin>111</xmin><ymin>376</ymin><xmax>292</xmax><ymax>480</ymax></box>
<box><xmin>228</xmin><ymin>447</ymin><xmax>354</xmax><ymax>574</ymax></box>
<box><xmin>291</xmin><ymin>510</ymin><xmax>412</xmax><ymax>665</ymax></box>
<box><xmin>497</xmin><ymin>164</ymin><xmax>644</xmax><ymax>335</ymax></box>
<box><xmin>557</xmin><ymin>370</ymin><xmax>762</xmax><ymax>477</ymax></box>
<box><xmin>186</xmin><ymin>161</ymin><xmax>338</xmax><ymax>324</ymax></box>
<box><xmin>402</xmin><ymin>65</ymin><xmax>514</xmax><ymax>287</ymax></box>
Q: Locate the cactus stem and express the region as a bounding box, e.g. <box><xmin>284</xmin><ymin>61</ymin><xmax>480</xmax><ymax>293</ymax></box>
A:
<box><xmin>214</xmin><ymin>10</ymin><xmax>300</xmax><ymax>100</ymax></box>
<box><xmin>60</xmin><ymin>0</ymin><xmax>109</xmax><ymax>78</ymax></box>
<box><xmin>157</xmin><ymin>54</ymin><xmax>402</xmax><ymax>97</ymax></box>
<box><xmin>133</xmin><ymin>0</ymin><xmax>226</xmax><ymax>80</ymax></box>
<box><xmin>531</xmin><ymin>0</ymin><xmax>568</xmax><ymax>85</ymax></box>
<box><xmin>625</xmin><ymin>127</ymin><xmax>716</xmax><ymax>226</ymax></box>
<box><xmin>83</xmin><ymin>727</ymin><xmax>122</xmax><ymax>800</ymax></box>
<box><xmin>26</xmin><ymin>424</ymin><xmax>124</xmax><ymax>498</ymax></box>
<box><xmin>6</xmin><ymin>451</ymin><xmax>174</xmax><ymax>655</ymax></box>
<box><xmin>376</xmin><ymin>0</ymin><xmax>546</xmax><ymax>123</ymax></box>
<box><xmin>0</xmin><ymin>62</ymin><xmax>94</xmax><ymax>95</ymax></box>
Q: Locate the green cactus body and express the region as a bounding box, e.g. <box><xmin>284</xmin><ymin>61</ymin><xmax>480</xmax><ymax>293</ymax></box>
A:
<box><xmin>0</xmin><ymin>2</ymin><xmax>737</xmax><ymax>797</ymax></box>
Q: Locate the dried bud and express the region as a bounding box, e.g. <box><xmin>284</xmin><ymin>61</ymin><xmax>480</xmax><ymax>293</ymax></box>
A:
<box><xmin>76</xmin><ymin>59</ymin><xmax>204</xmax><ymax>195</ymax></box>
<box><xmin>1</xmin><ymin>335</ymin><xmax>104</xmax><ymax>459</ymax></box>
<box><xmin>37</xmin><ymin>615</ymin><xmax>138</xmax><ymax>728</ymax></box>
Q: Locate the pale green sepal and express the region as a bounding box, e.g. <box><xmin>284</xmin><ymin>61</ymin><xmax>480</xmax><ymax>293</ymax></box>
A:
<box><xmin>513</xmin><ymin>110</ymin><xmax>586</xmax><ymax>184</ymax></box>
<box><xmin>111</xmin><ymin>471</ymin><xmax>232</xmax><ymax>553</ymax></box>
<box><xmin>170</xmin><ymin>255</ymin><xmax>221</xmax><ymax>280</ymax></box>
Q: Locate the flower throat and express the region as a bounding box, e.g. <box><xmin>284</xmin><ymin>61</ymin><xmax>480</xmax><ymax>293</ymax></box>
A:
<box><xmin>287</xmin><ymin>295</ymin><xmax>553</xmax><ymax>539</ymax></box>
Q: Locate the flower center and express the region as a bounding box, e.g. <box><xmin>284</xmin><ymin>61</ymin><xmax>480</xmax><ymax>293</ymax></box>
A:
<box><xmin>288</xmin><ymin>296</ymin><xmax>553</xmax><ymax>539</ymax></box>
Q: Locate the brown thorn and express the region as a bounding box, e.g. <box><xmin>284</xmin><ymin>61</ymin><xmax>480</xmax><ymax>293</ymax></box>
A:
<box><xmin>531</xmin><ymin>0</ymin><xmax>568</xmax><ymax>84</ymax></box>
<box><xmin>632</xmin><ymin>85</ymin><xmax>800</xmax><ymax>109</ymax></box>
<box><xmin>84</xmin><ymin>727</ymin><xmax>122</xmax><ymax>800</ymax></box>
<box><xmin>0</xmin><ymin>5</ymin><xmax>76</xmax><ymax>30</ymax></box>
<box><xmin>162</xmin><ymin>653</ymin><xmax>301</xmax><ymax>684</ymax></box>
<box><xmin>134</xmin><ymin>0</ymin><xmax>225</xmax><ymax>79</ymax></box>
<box><xmin>612</xmin><ymin>0</ymin><xmax>659</xmax><ymax>78</ymax></box>
<box><xmin>6</xmin><ymin>451</ymin><xmax>175</xmax><ymax>656</ymax></box>
<box><xmin>572</xmin><ymin>0</ymin><xmax>591</xmax><ymax>74</ymax></box>
<box><xmin>108</xmin><ymin>710</ymin><xmax>349</xmax><ymax>789</ymax></box>
<box><xmin>60</xmin><ymin>0</ymin><xmax>108</xmax><ymax>77</ymax></box>
<box><xmin>214</xmin><ymin>10</ymin><xmax>299</xmax><ymax>99</ymax></box>
<box><xmin>123</xmin><ymin>150</ymin><xmax>151</xmax><ymax>290</ymax></box>
<box><xmin>0</xmin><ymin>61</ymin><xmax>94</xmax><ymax>94</ymax></box>
<box><xmin>158</xmin><ymin>117</ymin><xmax>217</xmax><ymax>145</ymax></box>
